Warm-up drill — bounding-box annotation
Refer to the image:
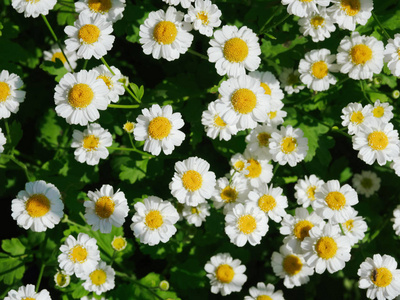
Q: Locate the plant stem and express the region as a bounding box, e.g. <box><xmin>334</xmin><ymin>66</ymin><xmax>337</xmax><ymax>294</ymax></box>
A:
<box><xmin>35</xmin><ymin>263</ymin><xmax>46</xmax><ymax>292</ymax></box>
<box><xmin>360</xmin><ymin>80</ymin><xmax>373</xmax><ymax>104</ymax></box>
<box><xmin>108</xmin><ymin>146</ymin><xmax>153</xmax><ymax>158</ymax></box>
<box><xmin>187</xmin><ymin>48</ymin><xmax>208</xmax><ymax>60</ymax></box>
<box><xmin>264</xmin><ymin>13</ymin><xmax>290</xmax><ymax>33</ymax></box>
<box><xmin>372</xmin><ymin>11</ymin><xmax>391</xmax><ymax>40</ymax></box>
<box><xmin>108</xmin><ymin>104</ymin><xmax>140</xmax><ymax>109</ymax></box>
<box><xmin>115</xmin><ymin>271</ymin><xmax>163</xmax><ymax>300</ymax></box>
<box><xmin>3</xmin><ymin>154</ymin><xmax>32</xmax><ymax>181</ymax></box>
<box><xmin>259</xmin><ymin>6</ymin><xmax>282</xmax><ymax>34</ymax></box>
<box><xmin>128</xmin><ymin>133</ymin><xmax>136</xmax><ymax>149</ymax></box>
<box><xmin>4</xmin><ymin>119</ymin><xmax>11</xmax><ymax>144</ymax></box>
<box><xmin>82</xmin><ymin>59</ymin><xmax>88</xmax><ymax>70</ymax></box>
<box><xmin>338</xmin><ymin>223</ymin><xmax>345</xmax><ymax>235</ymax></box>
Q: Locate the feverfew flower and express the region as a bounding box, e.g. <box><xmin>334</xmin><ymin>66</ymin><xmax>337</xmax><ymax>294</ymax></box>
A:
<box><xmin>123</xmin><ymin>121</ymin><xmax>134</xmax><ymax>133</ymax></box>
<box><xmin>182</xmin><ymin>202</ymin><xmax>210</xmax><ymax>227</ymax></box>
<box><xmin>82</xmin><ymin>261</ymin><xmax>115</xmax><ymax>295</ymax></box>
<box><xmin>54</xmin><ymin>270</ymin><xmax>71</xmax><ymax>288</ymax></box>
<box><xmin>111</xmin><ymin>236</ymin><xmax>127</xmax><ymax>251</ymax></box>
<box><xmin>248</xmin><ymin>70</ymin><xmax>284</xmax><ymax>103</ymax></box>
<box><xmin>230</xmin><ymin>153</ymin><xmax>250</xmax><ymax>175</ymax></box>
<box><xmin>43</xmin><ymin>44</ymin><xmax>78</xmax><ymax>72</ymax></box>
<box><xmin>294</xmin><ymin>174</ymin><xmax>324</xmax><ymax>208</ymax></box>
<box><xmin>12</xmin><ymin>0</ymin><xmax>56</xmax><ymax>18</ymax></box>
<box><xmin>341</xmin><ymin>102</ymin><xmax>372</xmax><ymax>135</ymax></box>
<box><xmin>0</xmin><ymin>70</ymin><xmax>26</xmax><ymax>119</ymax></box>
<box><xmin>281</xmin><ymin>0</ymin><xmax>330</xmax><ymax>18</ymax></box>
<box><xmin>328</xmin><ymin>0</ymin><xmax>373</xmax><ymax>31</ymax></box>
<box><xmin>264</xmin><ymin>101</ymin><xmax>287</xmax><ymax>127</ymax></box>
<box><xmin>91</xmin><ymin>65</ymin><xmax>125</xmax><ymax>103</ymax></box>
<box><xmin>279</xmin><ymin>68</ymin><xmax>305</xmax><ymax>95</ymax></box>
<box><xmin>298</xmin><ymin>7</ymin><xmax>336</xmax><ymax>42</ymax></box>
<box><xmin>392</xmin><ymin>205</ymin><xmax>400</xmax><ymax>236</ymax></box>
<box><xmin>352</xmin><ymin>170</ymin><xmax>381</xmax><ymax>198</ymax></box>
<box><xmin>184</xmin><ymin>0</ymin><xmax>222</xmax><ymax>37</ymax></box>
<box><xmin>365</xmin><ymin>100</ymin><xmax>394</xmax><ymax>124</ymax></box>
<box><xmin>202</xmin><ymin>101</ymin><xmax>238</xmax><ymax>141</ymax></box>
<box><xmin>245</xmin><ymin>124</ymin><xmax>277</xmax><ymax>161</ymax></box>
<box><xmin>4</xmin><ymin>284</ymin><xmax>51</xmax><ymax>300</ymax></box>
<box><xmin>0</xmin><ymin>127</ymin><xmax>6</xmax><ymax>154</ymax></box>
<box><xmin>75</xmin><ymin>0</ymin><xmax>126</xmax><ymax>23</ymax></box>
<box><xmin>242</xmin><ymin>149</ymin><xmax>273</xmax><ymax>188</ymax></box>
<box><xmin>244</xmin><ymin>283</ymin><xmax>284</xmax><ymax>300</ymax></box>
<box><xmin>384</xmin><ymin>34</ymin><xmax>400</xmax><ymax>77</ymax></box>
<box><xmin>340</xmin><ymin>209</ymin><xmax>368</xmax><ymax>246</ymax></box>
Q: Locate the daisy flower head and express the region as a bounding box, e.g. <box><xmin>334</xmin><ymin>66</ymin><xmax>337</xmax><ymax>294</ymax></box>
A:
<box><xmin>182</xmin><ymin>202</ymin><xmax>210</xmax><ymax>227</ymax></box>
<box><xmin>384</xmin><ymin>34</ymin><xmax>400</xmax><ymax>77</ymax></box>
<box><xmin>54</xmin><ymin>70</ymin><xmax>109</xmax><ymax>126</ymax></box>
<box><xmin>264</xmin><ymin>100</ymin><xmax>287</xmax><ymax>127</ymax></box>
<box><xmin>0</xmin><ymin>127</ymin><xmax>6</xmax><ymax>154</ymax></box>
<box><xmin>328</xmin><ymin>0</ymin><xmax>373</xmax><ymax>31</ymax></box>
<box><xmin>208</xmin><ymin>25</ymin><xmax>261</xmax><ymax>77</ymax></box>
<box><xmin>352</xmin><ymin>170</ymin><xmax>381</xmax><ymax>198</ymax></box>
<box><xmin>242</xmin><ymin>149</ymin><xmax>273</xmax><ymax>188</ymax></box>
<box><xmin>294</xmin><ymin>174</ymin><xmax>324</xmax><ymax>208</ymax></box>
<box><xmin>184</xmin><ymin>0</ymin><xmax>222</xmax><ymax>37</ymax></box>
<box><xmin>134</xmin><ymin>104</ymin><xmax>185</xmax><ymax>156</ymax></box>
<box><xmin>301</xmin><ymin>222</ymin><xmax>351</xmax><ymax>274</ymax></box>
<box><xmin>91</xmin><ymin>64</ymin><xmax>125</xmax><ymax>103</ymax></box>
<box><xmin>269</xmin><ymin>125</ymin><xmax>309</xmax><ymax>167</ymax></box>
<box><xmin>123</xmin><ymin>121</ymin><xmax>135</xmax><ymax>133</ymax></box>
<box><xmin>131</xmin><ymin>196</ymin><xmax>179</xmax><ymax>246</ymax></box>
<box><xmin>169</xmin><ymin>156</ymin><xmax>216</xmax><ymax>206</ymax></box>
<box><xmin>162</xmin><ymin>0</ymin><xmax>194</xmax><ymax>9</ymax></box>
<box><xmin>340</xmin><ymin>209</ymin><xmax>368</xmax><ymax>246</ymax></box>
<box><xmin>0</xmin><ymin>70</ymin><xmax>26</xmax><ymax>120</ymax></box>
<box><xmin>54</xmin><ymin>270</ymin><xmax>71</xmax><ymax>288</ymax></box>
<box><xmin>11</xmin><ymin>180</ymin><xmax>64</xmax><ymax>232</ymax></box>
<box><xmin>245</xmin><ymin>124</ymin><xmax>278</xmax><ymax>160</ymax></box>
<box><xmin>4</xmin><ymin>284</ymin><xmax>51</xmax><ymax>300</ymax></box>
<box><xmin>298</xmin><ymin>48</ymin><xmax>339</xmax><ymax>92</ymax></box>
<box><xmin>392</xmin><ymin>205</ymin><xmax>400</xmax><ymax>236</ymax></box>
<box><xmin>75</xmin><ymin>0</ymin><xmax>126</xmax><ymax>23</ymax></box>
<box><xmin>281</xmin><ymin>0</ymin><xmax>330</xmax><ymax>18</ymax></box>
<box><xmin>111</xmin><ymin>235</ymin><xmax>127</xmax><ymax>251</ymax></box>
<box><xmin>58</xmin><ymin>233</ymin><xmax>100</xmax><ymax>278</ymax></box>
<box><xmin>358</xmin><ymin>254</ymin><xmax>400</xmax><ymax>300</ymax></box>
<box><xmin>43</xmin><ymin>45</ymin><xmax>78</xmax><ymax>72</ymax></box>
<box><xmin>248</xmin><ymin>70</ymin><xmax>284</xmax><ymax>103</ymax></box>
<box><xmin>341</xmin><ymin>102</ymin><xmax>372</xmax><ymax>135</ymax></box>
<box><xmin>298</xmin><ymin>7</ymin><xmax>336</xmax><ymax>43</ymax></box>
<box><xmin>230</xmin><ymin>153</ymin><xmax>250</xmax><ymax>175</ymax></box>
<box><xmin>139</xmin><ymin>6</ymin><xmax>193</xmax><ymax>61</ymax></box>
<box><xmin>225</xmin><ymin>202</ymin><xmax>269</xmax><ymax>247</ymax></box>
<box><xmin>314</xmin><ymin>179</ymin><xmax>359</xmax><ymax>223</ymax></box>
<box><xmin>271</xmin><ymin>244</ymin><xmax>314</xmax><ymax>289</ymax></box>
<box><xmin>279</xmin><ymin>68</ymin><xmax>305</xmax><ymax>95</ymax></box>
<box><xmin>204</xmin><ymin>253</ymin><xmax>247</xmax><ymax>296</ymax></box>
<box><xmin>12</xmin><ymin>0</ymin><xmax>56</xmax><ymax>17</ymax></box>
<box><xmin>82</xmin><ymin>261</ymin><xmax>115</xmax><ymax>295</ymax></box>
<box><xmin>65</xmin><ymin>12</ymin><xmax>115</xmax><ymax>60</ymax></box>
<box><xmin>244</xmin><ymin>282</ymin><xmax>284</xmax><ymax>300</ymax></box>
<box><xmin>365</xmin><ymin>100</ymin><xmax>394</xmax><ymax>124</ymax></box>
<box><xmin>352</xmin><ymin>118</ymin><xmax>400</xmax><ymax>166</ymax></box>
<box><xmin>336</xmin><ymin>32</ymin><xmax>384</xmax><ymax>80</ymax></box>
<box><xmin>71</xmin><ymin>123</ymin><xmax>112</xmax><ymax>165</ymax></box>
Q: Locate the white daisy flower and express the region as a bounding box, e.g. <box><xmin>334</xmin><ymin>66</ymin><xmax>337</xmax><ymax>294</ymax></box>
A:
<box><xmin>365</xmin><ymin>100</ymin><xmax>394</xmax><ymax>124</ymax></box>
<box><xmin>11</xmin><ymin>180</ymin><xmax>64</xmax><ymax>232</ymax></box>
<box><xmin>54</xmin><ymin>270</ymin><xmax>71</xmax><ymax>288</ymax></box>
<box><xmin>247</xmin><ymin>184</ymin><xmax>288</xmax><ymax>223</ymax></box>
<box><xmin>208</xmin><ymin>25</ymin><xmax>261</xmax><ymax>78</ymax></box>
<box><xmin>4</xmin><ymin>284</ymin><xmax>51</xmax><ymax>300</ymax></box>
<box><xmin>248</xmin><ymin>70</ymin><xmax>284</xmax><ymax>103</ymax></box>
<box><xmin>281</xmin><ymin>0</ymin><xmax>330</xmax><ymax>18</ymax></box>
<box><xmin>279</xmin><ymin>68</ymin><xmax>305</xmax><ymax>95</ymax></box>
<box><xmin>242</xmin><ymin>149</ymin><xmax>274</xmax><ymax>188</ymax></box>
<box><xmin>123</xmin><ymin>121</ymin><xmax>134</xmax><ymax>133</ymax></box>
<box><xmin>111</xmin><ymin>235</ymin><xmax>127</xmax><ymax>251</ymax></box>
<box><xmin>301</xmin><ymin>223</ymin><xmax>352</xmax><ymax>274</ymax></box>
<box><xmin>314</xmin><ymin>179</ymin><xmax>359</xmax><ymax>223</ymax></box>
<box><xmin>75</xmin><ymin>0</ymin><xmax>126</xmax><ymax>23</ymax></box>
<box><xmin>84</xmin><ymin>184</ymin><xmax>129</xmax><ymax>233</ymax></box>
<box><xmin>12</xmin><ymin>0</ymin><xmax>56</xmax><ymax>18</ymax></box>
<box><xmin>271</xmin><ymin>244</ymin><xmax>314</xmax><ymax>288</ymax></box>
<box><xmin>391</xmin><ymin>156</ymin><xmax>400</xmax><ymax>177</ymax></box>
<box><xmin>131</xmin><ymin>196</ymin><xmax>179</xmax><ymax>246</ymax></box>
<box><xmin>269</xmin><ymin>125</ymin><xmax>309</xmax><ymax>167</ymax></box>
<box><xmin>245</xmin><ymin>123</ymin><xmax>277</xmax><ymax>161</ymax></box>
<box><xmin>352</xmin><ymin>170</ymin><xmax>381</xmax><ymax>198</ymax></box>
<box><xmin>43</xmin><ymin>44</ymin><xmax>78</xmax><ymax>72</ymax></box>
<box><xmin>392</xmin><ymin>205</ymin><xmax>400</xmax><ymax>236</ymax></box>
<box><xmin>340</xmin><ymin>209</ymin><xmax>368</xmax><ymax>246</ymax></box>
<box><xmin>201</xmin><ymin>100</ymin><xmax>238</xmax><ymax>141</ymax></box>
<box><xmin>58</xmin><ymin>233</ymin><xmax>100</xmax><ymax>278</ymax></box>
<box><xmin>0</xmin><ymin>70</ymin><xmax>26</xmax><ymax>120</ymax></box>
<box><xmin>244</xmin><ymin>282</ymin><xmax>284</xmax><ymax>300</ymax></box>
<box><xmin>298</xmin><ymin>7</ymin><xmax>336</xmax><ymax>42</ymax></box>
<box><xmin>225</xmin><ymin>203</ymin><xmax>269</xmax><ymax>247</ymax></box>
<box><xmin>358</xmin><ymin>254</ymin><xmax>400</xmax><ymax>300</ymax></box>
<box><xmin>182</xmin><ymin>202</ymin><xmax>210</xmax><ymax>227</ymax></box>
<box><xmin>139</xmin><ymin>6</ymin><xmax>193</xmax><ymax>61</ymax></box>
<box><xmin>82</xmin><ymin>261</ymin><xmax>115</xmax><ymax>295</ymax></box>
<box><xmin>169</xmin><ymin>156</ymin><xmax>216</xmax><ymax>207</ymax></box>
<box><xmin>162</xmin><ymin>0</ymin><xmax>194</xmax><ymax>9</ymax></box>
<box><xmin>328</xmin><ymin>0</ymin><xmax>373</xmax><ymax>31</ymax></box>
<box><xmin>54</xmin><ymin>70</ymin><xmax>109</xmax><ymax>126</ymax></box>
<box><xmin>204</xmin><ymin>253</ymin><xmax>247</xmax><ymax>296</ymax></box>
<box><xmin>294</xmin><ymin>174</ymin><xmax>324</xmax><ymax>208</ymax></box>
<box><xmin>299</xmin><ymin>48</ymin><xmax>339</xmax><ymax>91</ymax></box>
<box><xmin>0</xmin><ymin>127</ymin><xmax>6</xmax><ymax>154</ymax></box>
<box><xmin>134</xmin><ymin>104</ymin><xmax>185</xmax><ymax>156</ymax></box>
<box><xmin>336</xmin><ymin>32</ymin><xmax>384</xmax><ymax>80</ymax></box>
<box><xmin>264</xmin><ymin>100</ymin><xmax>287</xmax><ymax>127</ymax></box>
<box><xmin>65</xmin><ymin>12</ymin><xmax>115</xmax><ymax>60</ymax></box>
<box><xmin>71</xmin><ymin>123</ymin><xmax>112</xmax><ymax>166</ymax></box>
<box><xmin>184</xmin><ymin>0</ymin><xmax>221</xmax><ymax>37</ymax></box>
<box><xmin>91</xmin><ymin>65</ymin><xmax>125</xmax><ymax>104</ymax></box>
<box><xmin>384</xmin><ymin>34</ymin><xmax>400</xmax><ymax>77</ymax></box>
<box><xmin>341</xmin><ymin>102</ymin><xmax>372</xmax><ymax>135</ymax></box>
<box><xmin>352</xmin><ymin>119</ymin><xmax>400</xmax><ymax>166</ymax></box>
<box><xmin>229</xmin><ymin>153</ymin><xmax>250</xmax><ymax>175</ymax></box>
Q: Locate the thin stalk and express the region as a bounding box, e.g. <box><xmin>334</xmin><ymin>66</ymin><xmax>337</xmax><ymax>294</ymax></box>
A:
<box><xmin>187</xmin><ymin>48</ymin><xmax>208</xmax><ymax>60</ymax></box>
<box><xmin>128</xmin><ymin>133</ymin><xmax>136</xmax><ymax>149</ymax></box>
<box><xmin>338</xmin><ymin>223</ymin><xmax>345</xmax><ymax>235</ymax></box>
<box><xmin>264</xmin><ymin>14</ymin><xmax>290</xmax><ymax>33</ymax></box>
<box><xmin>331</xmin><ymin>127</ymin><xmax>351</xmax><ymax>138</ymax></box>
<box><xmin>115</xmin><ymin>271</ymin><xmax>163</xmax><ymax>300</ymax></box>
<box><xmin>3</xmin><ymin>154</ymin><xmax>32</xmax><ymax>181</ymax></box>
<box><xmin>372</xmin><ymin>11</ymin><xmax>391</xmax><ymax>40</ymax></box>
<box><xmin>82</xmin><ymin>59</ymin><xmax>88</xmax><ymax>70</ymax></box>
<box><xmin>4</xmin><ymin>119</ymin><xmax>11</xmax><ymax>144</ymax></box>
<box><xmin>360</xmin><ymin>80</ymin><xmax>373</xmax><ymax>104</ymax></box>
<box><xmin>107</xmin><ymin>146</ymin><xmax>153</xmax><ymax>158</ymax></box>
<box><xmin>108</xmin><ymin>104</ymin><xmax>140</xmax><ymax>109</ymax></box>
<box><xmin>35</xmin><ymin>263</ymin><xmax>46</xmax><ymax>292</ymax></box>
<box><xmin>259</xmin><ymin>6</ymin><xmax>282</xmax><ymax>34</ymax></box>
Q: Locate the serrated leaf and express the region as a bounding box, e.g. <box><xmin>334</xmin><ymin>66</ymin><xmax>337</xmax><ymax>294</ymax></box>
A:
<box><xmin>119</xmin><ymin>159</ymin><xmax>148</xmax><ymax>184</ymax></box>
<box><xmin>40</xmin><ymin>60</ymin><xmax>68</xmax><ymax>82</ymax></box>
<box><xmin>2</xmin><ymin>238</ymin><xmax>25</xmax><ymax>255</ymax></box>
<box><xmin>0</xmin><ymin>253</ymin><xmax>25</xmax><ymax>285</ymax></box>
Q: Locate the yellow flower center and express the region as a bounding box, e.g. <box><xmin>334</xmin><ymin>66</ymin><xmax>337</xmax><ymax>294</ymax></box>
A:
<box><xmin>153</xmin><ymin>21</ymin><xmax>178</xmax><ymax>45</ymax></box>
<box><xmin>145</xmin><ymin>210</ymin><xmax>163</xmax><ymax>230</ymax></box>
<box><xmin>340</xmin><ymin>0</ymin><xmax>360</xmax><ymax>16</ymax></box>
<box><xmin>123</xmin><ymin>122</ymin><xmax>135</xmax><ymax>133</ymax></box>
<box><xmin>245</xmin><ymin>158</ymin><xmax>262</xmax><ymax>178</ymax></box>
<box><xmin>260</xmin><ymin>82</ymin><xmax>271</xmax><ymax>95</ymax></box>
<box><xmin>234</xmin><ymin>160</ymin><xmax>245</xmax><ymax>172</ymax></box>
<box><xmin>182</xmin><ymin>170</ymin><xmax>203</xmax><ymax>192</ymax></box>
<box><xmin>311</xmin><ymin>61</ymin><xmax>329</xmax><ymax>79</ymax></box>
<box><xmin>281</xmin><ymin>137</ymin><xmax>297</xmax><ymax>154</ymax></box>
<box><xmin>257</xmin><ymin>296</ymin><xmax>273</xmax><ymax>300</ymax></box>
<box><xmin>283</xmin><ymin>255</ymin><xmax>303</xmax><ymax>275</ymax></box>
<box><xmin>197</xmin><ymin>11</ymin><xmax>209</xmax><ymax>25</ymax></box>
<box><xmin>368</xmin><ymin>131</ymin><xmax>389</xmax><ymax>150</ymax></box>
<box><xmin>148</xmin><ymin>116</ymin><xmax>172</xmax><ymax>140</ymax></box>
<box><xmin>231</xmin><ymin>88</ymin><xmax>257</xmax><ymax>114</ymax></box>
<box><xmin>216</xmin><ymin>264</ymin><xmax>235</xmax><ymax>283</ymax></box>
<box><xmin>51</xmin><ymin>52</ymin><xmax>67</xmax><ymax>64</ymax></box>
<box><xmin>70</xmin><ymin>245</ymin><xmax>88</xmax><ymax>263</ymax></box>
<box><xmin>293</xmin><ymin>220</ymin><xmax>314</xmax><ymax>241</ymax></box>
<box><xmin>22</xmin><ymin>298</ymin><xmax>36</xmax><ymax>300</ymax></box>
<box><xmin>78</xmin><ymin>24</ymin><xmax>101</xmax><ymax>44</ymax></box>
<box><xmin>300</xmin><ymin>0</ymin><xmax>313</xmax><ymax>2</ymax></box>
<box><xmin>220</xmin><ymin>186</ymin><xmax>238</xmax><ymax>203</ymax></box>
<box><xmin>238</xmin><ymin>214</ymin><xmax>257</xmax><ymax>234</ymax></box>
<box><xmin>350</xmin><ymin>111</ymin><xmax>364</xmax><ymax>124</ymax></box>
<box><xmin>257</xmin><ymin>132</ymin><xmax>271</xmax><ymax>147</ymax></box>
<box><xmin>361</xmin><ymin>177</ymin><xmax>373</xmax><ymax>188</ymax></box>
<box><xmin>82</xmin><ymin>135</ymin><xmax>100</xmax><ymax>151</ymax></box>
<box><xmin>68</xmin><ymin>83</ymin><xmax>94</xmax><ymax>109</ymax></box>
<box><xmin>88</xmin><ymin>0</ymin><xmax>112</xmax><ymax>13</ymax></box>
<box><xmin>111</xmin><ymin>237</ymin><xmax>127</xmax><ymax>251</ymax></box>
<box><xmin>90</xmin><ymin>269</ymin><xmax>107</xmax><ymax>285</ymax></box>
<box><xmin>25</xmin><ymin>194</ymin><xmax>51</xmax><ymax>218</ymax></box>
<box><xmin>310</xmin><ymin>16</ymin><xmax>325</xmax><ymax>28</ymax></box>
<box><xmin>350</xmin><ymin>44</ymin><xmax>373</xmax><ymax>65</ymax></box>
<box><xmin>223</xmin><ymin>37</ymin><xmax>249</xmax><ymax>63</ymax></box>
<box><xmin>0</xmin><ymin>82</ymin><xmax>11</xmax><ymax>102</ymax></box>
<box><xmin>344</xmin><ymin>219</ymin><xmax>354</xmax><ymax>231</ymax></box>
<box><xmin>371</xmin><ymin>267</ymin><xmax>393</xmax><ymax>287</ymax></box>
<box><xmin>315</xmin><ymin>236</ymin><xmax>338</xmax><ymax>259</ymax></box>
<box><xmin>191</xmin><ymin>207</ymin><xmax>200</xmax><ymax>214</ymax></box>
<box><xmin>214</xmin><ymin>115</ymin><xmax>226</xmax><ymax>127</ymax></box>
<box><xmin>268</xmin><ymin>111</ymin><xmax>277</xmax><ymax>119</ymax></box>
<box><xmin>325</xmin><ymin>191</ymin><xmax>346</xmax><ymax>210</ymax></box>
<box><xmin>258</xmin><ymin>195</ymin><xmax>276</xmax><ymax>212</ymax></box>
<box><xmin>95</xmin><ymin>196</ymin><xmax>115</xmax><ymax>218</ymax></box>
<box><xmin>307</xmin><ymin>186</ymin><xmax>316</xmax><ymax>200</ymax></box>
<box><xmin>55</xmin><ymin>272</ymin><xmax>69</xmax><ymax>287</ymax></box>
<box><xmin>373</xmin><ymin>106</ymin><xmax>385</xmax><ymax>118</ymax></box>
<box><xmin>97</xmin><ymin>75</ymin><xmax>113</xmax><ymax>89</ymax></box>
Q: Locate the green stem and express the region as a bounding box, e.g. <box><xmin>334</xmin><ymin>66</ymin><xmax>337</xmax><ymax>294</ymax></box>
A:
<box><xmin>128</xmin><ymin>133</ymin><xmax>136</xmax><ymax>149</ymax></box>
<box><xmin>108</xmin><ymin>146</ymin><xmax>153</xmax><ymax>158</ymax></box>
<box><xmin>338</xmin><ymin>223</ymin><xmax>346</xmax><ymax>235</ymax></box>
<box><xmin>108</xmin><ymin>104</ymin><xmax>140</xmax><ymax>109</ymax></box>
<box><xmin>259</xmin><ymin>6</ymin><xmax>282</xmax><ymax>34</ymax></box>
<box><xmin>372</xmin><ymin>11</ymin><xmax>391</xmax><ymax>40</ymax></box>
<box><xmin>115</xmin><ymin>271</ymin><xmax>163</xmax><ymax>300</ymax></box>
<box><xmin>4</xmin><ymin>119</ymin><xmax>11</xmax><ymax>144</ymax></box>
<box><xmin>331</xmin><ymin>127</ymin><xmax>351</xmax><ymax>138</ymax></box>
<box><xmin>35</xmin><ymin>263</ymin><xmax>46</xmax><ymax>292</ymax></box>
<box><xmin>360</xmin><ymin>80</ymin><xmax>373</xmax><ymax>104</ymax></box>
<box><xmin>82</xmin><ymin>59</ymin><xmax>88</xmax><ymax>70</ymax></box>
<box><xmin>187</xmin><ymin>48</ymin><xmax>208</xmax><ymax>60</ymax></box>
<box><xmin>264</xmin><ymin>13</ymin><xmax>290</xmax><ymax>33</ymax></box>
<box><xmin>3</xmin><ymin>154</ymin><xmax>32</xmax><ymax>181</ymax></box>
<box><xmin>273</xmin><ymin>163</ymin><xmax>279</xmax><ymax>175</ymax></box>
<box><xmin>370</xmin><ymin>218</ymin><xmax>389</xmax><ymax>242</ymax></box>
<box><xmin>62</xmin><ymin>215</ymin><xmax>88</xmax><ymax>231</ymax></box>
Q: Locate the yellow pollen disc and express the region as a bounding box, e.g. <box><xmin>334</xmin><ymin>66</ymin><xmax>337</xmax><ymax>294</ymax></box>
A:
<box><xmin>257</xmin><ymin>132</ymin><xmax>271</xmax><ymax>147</ymax></box>
<box><xmin>315</xmin><ymin>236</ymin><xmax>338</xmax><ymax>259</ymax></box>
<box><xmin>95</xmin><ymin>196</ymin><xmax>115</xmax><ymax>218</ymax></box>
<box><xmin>293</xmin><ymin>220</ymin><xmax>313</xmax><ymax>241</ymax></box>
<box><xmin>310</xmin><ymin>16</ymin><xmax>325</xmax><ymax>28</ymax></box>
<box><xmin>56</xmin><ymin>273</ymin><xmax>68</xmax><ymax>286</ymax></box>
<box><xmin>361</xmin><ymin>177</ymin><xmax>373</xmax><ymax>189</ymax></box>
<box><xmin>234</xmin><ymin>160</ymin><xmax>245</xmax><ymax>171</ymax></box>
<box><xmin>78</xmin><ymin>24</ymin><xmax>101</xmax><ymax>44</ymax></box>
<box><xmin>197</xmin><ymin>11</ymin><xmax>209</xmax><ymax>25</ymax></box>
<box><xmin>216</xmin><ymin>264</ymin><xmax>235</xmax><ymax>283</ymax></box>
<box><xmin>371</xmin><ymin>267</ymin><xmax>393</xmax><ymax>287</ymax></box>
<box><xmin>90</xmin><ymin>269</ymin><xmax>107</xmax><ymax>285</ymax></box>
<box><xmin>231</xmin><ymin>88</ymin><xmax>257</xmax><ymax>114</ymax></box>
<box><xmin>368</xmin><ymin>131</ymin><xmax>389</xmax><ymax>150</ymax></box>
<box><xmin>123</xmin><ymin>122</ymin><xmax>134</xmax><ymax>133</ymax></box>
<box><xmin>83</xmin><ymin>135</ymin><xmax>100</xmax><ymax>151</ymax></box>
<box><xmin>148</xmin><ymin>116</ymin><xmax>172</xmax><ymax>140</ymax></box>
<box><xmin>145</xmin><ymin>210</ymin><xmax>163</xmax><ymax>230</ymax></box>
<box><xmin>182</xmin><ymin>170</ymin><xmax>203</xmax><ymax>192</ymax></box>
<box><xmin>260</xmin><ymin>82</ymin><xmax>271</xmax><ymax>95</ymax></box>
<box><xmin>191</xmin><ymin>207</ymin><xmax>200</xmax><ymax>214</ymax></box>
<box><xmin>25</xmin><ymin>194</ymin><xmax>51</xmax><ymax>218</ymax></box>
<box><xmin>373</xmin><ymin>106</ymin><xmax>385</xmax><ymax>118</ymax></box>
<box><xmin>238</xmin><ymin>214</ymin><xmax>257</xmax><ymax>234</ymax></box>
<box><xmin>68</xmin><ymin>83</ymin><xmax>94</xmax><ymax>109</ymax></box>
<box><xmin>153</xmin><ymin>21</ymin><xmax>178</xmax><ymax>45</ymax></box>
<box><xmin>258</xmin><ymin>195</ymin><xmax>276</xmax><ymax>212</ymax></box>
<box><xmin>398</xmin><ymin>48</ymin><xmax>400</xmax><ymax>59</ymax></box>
<box><xmin>220</xmin><ymin>186</ymin><xmax>238</xmax><ymax>203</ymax></box>
<box><xmin>325</xmin><ymin>191</ymin><xmax>346</xmax><ymax>210</ymax></box>
<box><xmin>350</xmin><ymin>44</ymin><xmax>373</xmax><ymax>65</ymax></box>
<box><xmin>0</xmin><ymin>82</ymin><xmax>11</xmax><ymax>102</ymax></box>
<box><xmin>245</xmin><ymin>158</ymin><xmax>262</xmax><ymax>178</ymax></box>
<box><xmin>281</xmin><ymin>136</ymin><xmax>297</xmax><ymax>154</ymax></box>
<box><xmin>51</xmin><ymin>52</ymin><xmax>67</xmax><ymax>64</ymax></box>
<box><xmin>344</xmin><ymin>219</ymin><xmax>354</xmax><ymax>230</ymax></box>
<box><xmin>300</xmin><ymin>0</ymin><xmax>312</xmax><ymax>2</ymax></box>
<box><xmin>112</xmin><ymin>237</ymin><xmax>127</xmax><ymax>251</ymax></box>
<box><xmin>25</xmin><ymin>0</ymin><xmax>39</xmax><ymax>3</ymax></box>
<box><xmin>223</xmin><ymin>37</ymin><xmax>249</xmax><ymax>63</ymax></box>
<box><xmin>311</xmin><ymin>61</ymin><xmax>329</xmax><ymax>79</ymax></box>
<box><xmin>214</xmin><ymin>115</ymin><xmax>226</xmax><ymax>127</ymax></box>
<box><xmin>257</xmin><ymin>296</ymin><xmax>273</xmax><ymax>300</ymax></box>
<box><xmin>22</xmin><ymin>298</ymin><xmax>36</xmax><ymax>300</ymax></box>
<box><xmin>350</xmin><ymin>111</ymin><xmax>364</xmax><ymax>124</ymax></box>
<box><xmin>283</xmin><ymin>255</ymin><xmax>303</xmax><ymax>275</ymax></box>
<box><xmin>268</xmin><ymin>111</ymin><xmax>277</xmax><ymax>119</ymax></box>
<box><xmin>340</xmin><ymin>0</ymin><xmax>361</xmax><ymax>16</ymax></box>
<box><xmin>70</xmin><ymin>245</ymin><xmax>88</xmax><ymax>263</ymax></box>
<box><xmin>97</xmin><ymin>75</ymin><xmax>113</xmax><ymax>89</ymax></box>
<box><xmin>307</xmin><ymin>186</ymin><xmax>316</xmax><ymax>200</ymax></box>
<box><xmin>88</xmin><ymin>0</ymin><xmax>112</xmax><ymax>13</ymax></box>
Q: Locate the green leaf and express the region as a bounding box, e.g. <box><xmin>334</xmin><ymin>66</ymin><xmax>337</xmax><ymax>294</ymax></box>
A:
<box><xmin>71</xmin><ymin>283</ymin><xmax>90</xmax><ymax>299</ymax></box>
<box><xmin>0</xmin><ymin>253</ymin><xmax>25</xmax><ymax>285</ymax></box>
<box><xmin>2</xmin><ymin>238</ymin><xmax>25</xmax><ymax>255</ymax></box>
<box><xmin>54</xmin><ymin>0</ymin><xmax>76</xmax><ymax>26</ymax></box>
<box><xmin>38</xmin><ymin>109</ymin><xmax>63</xmax><ymax>147</ymax></box>
<box><xmin>119</xmin><ymin>159</ymin><xmax>148</xmax><ymax>184</ymax></box>
<box><xmin>40</xmin><ymin>60</ymin><xmax>68</xmax><ymax>82</ymax></box>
